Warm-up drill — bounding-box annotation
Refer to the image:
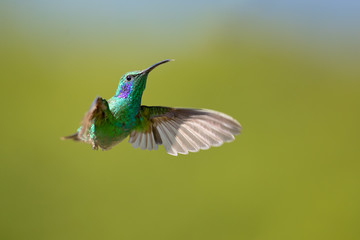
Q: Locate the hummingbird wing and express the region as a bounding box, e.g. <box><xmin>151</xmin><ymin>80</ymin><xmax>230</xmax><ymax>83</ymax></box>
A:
<box><xmin>62</xmin><ymin>96</ymin><xmax>111</xmax><ymax>148</ymax></box>
<box><xmin>129</xmin><ymin>106</ymin><xmax>241</xmax><ymax>156</ymax></box>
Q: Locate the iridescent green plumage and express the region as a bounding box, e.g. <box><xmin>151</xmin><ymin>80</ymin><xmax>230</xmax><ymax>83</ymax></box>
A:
<box><xmin>63</xmin><ymin>60</ymin><xmax>241</xmax><ymax>155</ymax></box>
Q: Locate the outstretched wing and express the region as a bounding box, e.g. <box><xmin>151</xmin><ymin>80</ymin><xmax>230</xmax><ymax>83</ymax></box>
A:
<box><xmin>62</xmin><ymin>96</ymin><xmax>111</xmax><ymax>148</ymax></box>
<box><xmin>129</xmin><ymin>106</ymin><xmax>241</xmax><ymax>156</ymax></box>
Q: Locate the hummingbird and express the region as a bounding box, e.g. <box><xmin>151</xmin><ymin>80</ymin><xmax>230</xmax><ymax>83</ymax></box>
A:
<box><xmin>62</xmin><ymin>59</ymin><xmax>241</xmax><ymax>156</ymax></box>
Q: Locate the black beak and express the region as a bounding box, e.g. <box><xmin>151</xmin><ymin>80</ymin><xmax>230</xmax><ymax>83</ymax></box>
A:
<box><xmin>140</xmin><ymin>59</ymin><xmax>173</xmax><ymax>74</ymax></box>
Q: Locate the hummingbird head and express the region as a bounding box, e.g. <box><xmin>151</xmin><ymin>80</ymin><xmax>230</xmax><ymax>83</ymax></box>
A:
<box><xmin>115</xmin><ymin>59</ymin><xmax>172</xmax><ymax>100</ymax></box>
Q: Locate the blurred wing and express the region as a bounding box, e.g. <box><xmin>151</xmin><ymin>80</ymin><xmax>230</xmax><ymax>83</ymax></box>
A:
<box><xmin>129</xmin><ymin>106</ymin><xmax>241</xmax><ymax>156</ymax></box>
<box><xmin>62</xmin><ymin>96</ymin><xmax>110</xmax><ymax>145</ymax></box>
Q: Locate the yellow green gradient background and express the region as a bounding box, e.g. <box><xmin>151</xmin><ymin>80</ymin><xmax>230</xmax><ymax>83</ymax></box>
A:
<box><xmin>1</xmin><ymin>1</ymin><xmax>359</xmax><ymax>239</ymax></box>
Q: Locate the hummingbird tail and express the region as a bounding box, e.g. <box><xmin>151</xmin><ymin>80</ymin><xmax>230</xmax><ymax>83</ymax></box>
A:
<box><xmin>61</xmin><ymin>132</ymin><xmax>81</xmax><ymax>141</ymax></box>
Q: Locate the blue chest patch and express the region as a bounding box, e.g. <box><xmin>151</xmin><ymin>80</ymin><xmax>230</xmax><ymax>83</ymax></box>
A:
<box><xmin>117</xmin><ymin>83</ymin><xmax>132</xmax><ymax>99</ymax></box>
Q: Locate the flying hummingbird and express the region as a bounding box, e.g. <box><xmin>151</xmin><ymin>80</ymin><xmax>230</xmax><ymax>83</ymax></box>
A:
<box><xmin>62</xmin><ymin>59</ymin><xmax>241</xmax><ymax>156</ymax></box>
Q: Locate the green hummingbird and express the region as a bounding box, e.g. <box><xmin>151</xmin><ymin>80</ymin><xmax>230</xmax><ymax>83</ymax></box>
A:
<box><xmin>62</xmin><ymin>59</ymin><xmax>241</xmax><ymax>156</ymax></box>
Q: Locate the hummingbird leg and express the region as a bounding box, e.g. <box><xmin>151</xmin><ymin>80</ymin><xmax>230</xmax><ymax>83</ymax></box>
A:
<box><xmin>92</xmin><ymin>142</ymin><xmax>98</xmax><ymax>150</ymax></box>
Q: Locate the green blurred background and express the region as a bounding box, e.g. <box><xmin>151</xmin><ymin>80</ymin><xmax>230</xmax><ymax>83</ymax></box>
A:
<box><xmin>1</xmin><ymin>1</ymin><xmax>360</xmax><ymax>239</ymax></box>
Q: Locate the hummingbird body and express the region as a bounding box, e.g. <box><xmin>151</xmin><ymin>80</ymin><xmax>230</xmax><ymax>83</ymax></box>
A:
<box><xmin>63</xmin><ymin>60</ymin><xmax>241</xmax><ymax>156</ymax></box>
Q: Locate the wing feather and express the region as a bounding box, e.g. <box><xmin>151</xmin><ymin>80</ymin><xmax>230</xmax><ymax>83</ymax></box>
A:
<box><xmin>162</xmin><ymin>121</ymin><xmax>187</xmax><ymax>155</ymax></box>
<box><xmin>133</xmin><ymin>131</ymin><xmax>142</xmax><ymax>149</ymax></box>
<box><xmin>167</xmin><ymin>120</ymin><xmax>198</xmax><ymax>152</ymax></box>
<box><xmin>156</xmin><ymin>123</ymin><xmax>177</xmax><ymax>156</ymax></box>
<box><xmin>171</xmin><ymin>118</ymin><xmax>209</xmax><ymax>150</ymax></box>
<box><xmin>139</xmin><ymin>131</ymin><xmax>147</xmax><ymax>150</ymax></box>
<box><xmin>128</xmin><ymin>106</ymin><xmax>241</xmax><ymax>156</ymax></box>
<box><xmin>150</xmin><ymin>131</ymin><xmax>158</xmax><ymax>150</ymax></box>
<box><xmin>62</xmin><ymin>96</ymin><xmax>113</xmax><ymax>150</ymax></box>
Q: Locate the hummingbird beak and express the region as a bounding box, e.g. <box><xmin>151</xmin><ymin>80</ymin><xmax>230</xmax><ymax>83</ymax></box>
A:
<box><xmin>140</xmin><ymin>59</ymin><xmax>173</xmax><ymax>74</ymax></box>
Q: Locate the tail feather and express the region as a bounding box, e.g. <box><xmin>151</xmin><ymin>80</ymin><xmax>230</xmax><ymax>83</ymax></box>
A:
<box><xmin>61</xmin><ymin>132</ymin><xmax>80</xmax><ymax>141</ymax></box>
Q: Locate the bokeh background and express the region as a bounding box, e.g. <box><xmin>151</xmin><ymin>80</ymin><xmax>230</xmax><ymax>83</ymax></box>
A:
<box><xmin>1</xmin><ymin>1</ymin><xmax>360</xmax><ymax>239</ymax></box>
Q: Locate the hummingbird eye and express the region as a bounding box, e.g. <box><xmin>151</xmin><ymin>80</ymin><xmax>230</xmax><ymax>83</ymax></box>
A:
<box><xmin>126</xmin><ymin>75</ymin><xmax>132</xmax><ymax>81</ymax></box>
